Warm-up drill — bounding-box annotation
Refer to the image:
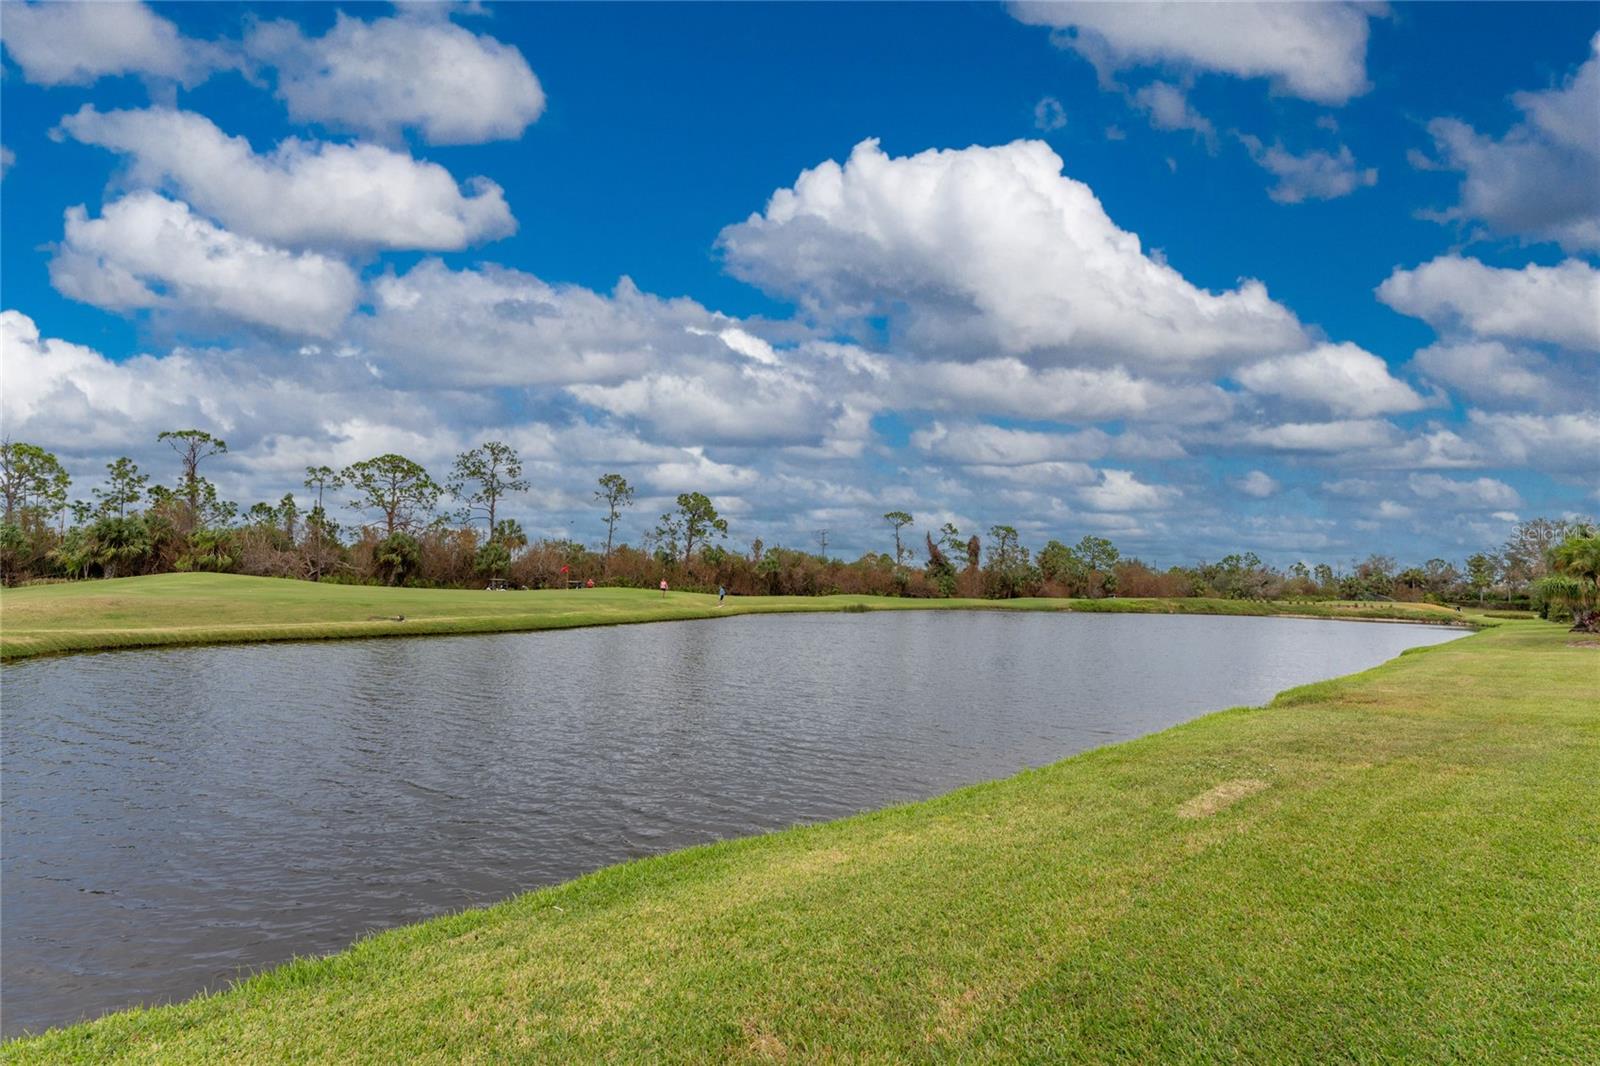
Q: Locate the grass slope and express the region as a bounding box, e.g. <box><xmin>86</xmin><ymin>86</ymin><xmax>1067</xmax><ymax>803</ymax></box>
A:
<box><xmin>0</xmin><ymin>572</ymin><xmax>1474</xmax><ymax>661</ymax></box>
<box><xmin>8</xmin><ymin>620</ymin><xmax>1597</xmax><ymax>1062</ymax></box>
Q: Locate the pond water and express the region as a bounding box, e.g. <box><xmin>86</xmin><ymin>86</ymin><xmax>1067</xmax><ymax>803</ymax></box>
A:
<box><xmin>1</xmin><ymin>610</ymin><xmax>1464</xmax><ymax>1036</ymax></box>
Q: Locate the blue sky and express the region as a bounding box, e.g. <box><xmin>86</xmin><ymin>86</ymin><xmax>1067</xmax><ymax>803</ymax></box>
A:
<box><xmin>2</xmin><ymin>1</ymin><xmax>1596</xmax><ymax>567</ymax></box>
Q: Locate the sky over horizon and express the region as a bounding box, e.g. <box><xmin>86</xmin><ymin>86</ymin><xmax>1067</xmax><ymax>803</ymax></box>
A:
<box><xmin>2</xmin><ymin>0</ymin><xmax>1597</xmax><ymax>567</ymax></box>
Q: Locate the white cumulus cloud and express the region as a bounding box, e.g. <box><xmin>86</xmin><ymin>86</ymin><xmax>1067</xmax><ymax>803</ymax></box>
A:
<box><xmin>1240</xmin><ymin>419</ymin><xmax>1399</xmax><ymax>453</ymax></box>
<box><xmin>1407</xmin><ymin>473</ymin><xmax>1521</xmax><ymax>510</ymax></box>
<box><xmin>904</xmin><ymin>359</ymin><xmax>1234</xmax><ymax>425</ymax></box>
<box><xmin>1467</xmin><ymin>410</ymin><xmax>1600</xmax><ymax>471</ymax></box>
<box><xmin>1078</xmin><ymin>469</ymin><xmax>1177</xmax><ymax>511</ymax></box>
<box><xmin>1232</xmin><ymin>470</ymin><xmax>1280</xmax><ymax>498</ymax></box>
<box><xmin>911</xmin><ymin>421</ymin><xmax>1106</xmax><ymax>466</ymax></box>
<box><xmin>568</xmin><ymin>358</ymin><xmax>839</xmax><ymax>447</ymax></box>
<box><xmin>245</xmin><ymin>11</ymin><xmax>546</xmax><ymax>145</ymax></box>
<box><xmin>0</xmin><ymin>0</ymin><xmax>224</xmax><ymax>87</ymax></box>
<box><xmin>1409</xmin><ymin>341</ymin><xmax>1560</xmax><ymax>408</ymax></box>
<box><xmin>1377</xmin><ymin>256</ymin><xmax>1600</xmax><ymax>352</ymax></box>
<box><xmin>718</xmin><ymin>139</ymin><xmax>1306</xmax><ymax>369</ymax></box>
<box><xmin>361</xmin><ymin>260</ymin><xmax>730</xmax><ymax>388</ymax></box>
<box><xmin>1033</xmin><ymin>96</ymin><xmax>1068</xmax><ymax>131</ymax></box>
<box><xmin>1239</xmin><ymin>137</ymin><xmax>1377</xmax><ymax>204</ymax></box>
<box><xmin>58</xmin><ymin>106</ymin><xmax>515</xmax><ymax>253</ymax></box>
<box><xmin>1131</xmin><ymin>81</ymin><xmax>1216</xmax><ymax>144</ymax></box>
<box><xmin>2</xmin><ymin>310</ymin><xmax>208</xmax><ymax>445</ymax></box>
<box><xmin>1416</xmin><ymin>33</ymin><xmax>1600</xmax><ymax>251</ymax></box>
<box><xmin>1008</xmin><ymin>1</ymin><xmax>1377</xmax><ymax>104</ymax></box>
<box><xmin>50</xmin><ymin>193</ymin><xmax>359</xmax><ymax>337</ymax></box>
<box><xmin>1235</xmin><ymin>342</ymin><xmax>1426</xmax><ymax>417</ymax></box>
<box><xmin>0</xmin><ymin>310</ymin><xmax>358</xmax><ymax>455</ymax></box>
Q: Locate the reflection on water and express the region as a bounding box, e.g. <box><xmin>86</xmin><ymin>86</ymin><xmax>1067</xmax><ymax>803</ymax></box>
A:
<box><xmin>1</xmin><ymin>611</ymin><xmax>1462</xmax><ymax>1035</ymax></box>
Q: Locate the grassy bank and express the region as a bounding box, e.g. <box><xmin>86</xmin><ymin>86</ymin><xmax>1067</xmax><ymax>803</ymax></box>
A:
<box><xmin>8</xmin><ymin>619</ymin><xmax>1596</xmax><ymax>1062</ymax></box>
<box><xmin>0</xmin><ymin>572</ymin><xmax>1475</xmax><ymax>661</ymax></box>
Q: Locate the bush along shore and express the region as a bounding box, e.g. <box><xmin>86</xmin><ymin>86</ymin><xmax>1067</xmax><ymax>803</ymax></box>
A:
<box><xmin>5</xmin><ymin>618</ymin><xmax>1597</xmax><ymax>1061</ymax></box>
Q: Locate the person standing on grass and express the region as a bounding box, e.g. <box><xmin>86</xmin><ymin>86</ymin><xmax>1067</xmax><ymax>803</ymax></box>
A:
<box><xmin>718</xmin><ymin>584</ymin><xmax>726</xmax><ymax>607</ymax></box>
<box><xmin>660</xmin><ymin>578</ymin><xmax>668</xmax><ymax>597</ymax></box>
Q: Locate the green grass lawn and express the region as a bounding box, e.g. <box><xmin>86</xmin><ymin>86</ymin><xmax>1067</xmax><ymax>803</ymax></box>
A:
<box><xmin>0</xmin><ymin>572</ymin><xmax>1476</xmax><ymax>661</ymax></box>
<box><xmin>6</xmin><ymin>616</ymin><xmax>1595</xmax><ymax>1062</ymax></box>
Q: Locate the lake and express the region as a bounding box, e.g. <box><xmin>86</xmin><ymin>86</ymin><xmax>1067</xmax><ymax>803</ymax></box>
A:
<box><xmin>0</xmin><ymin>610</ymin><xmax>1465</xmax><ymax>1036</ymax></box>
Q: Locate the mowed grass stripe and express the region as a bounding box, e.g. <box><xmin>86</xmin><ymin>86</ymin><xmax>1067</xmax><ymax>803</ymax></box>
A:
<box><xmin>6</xmin><ymin>620</ymin><xmax>1595</xmax><ymax>1062</ymax></box>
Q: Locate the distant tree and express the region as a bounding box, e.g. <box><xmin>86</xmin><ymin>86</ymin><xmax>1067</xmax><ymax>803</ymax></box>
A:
<box><xmin>244</xmin><ymin>496</ymin><xmax>297</xmax><ymax>547</ymax></box>
<box><xmin>1426</xmin><ymin>558</ymin><xmax>1460</xmax><ymax>595</ymax></box>
<box><xmin>1205</xmin><ymin>551</ymin><xmax>1270</xmax><ymax>599</ymax></box>
<box><xmin>486</xmin><ymin>520</ymin><xmax>527</xmax><ymax>579</ymax></box>
<box><xmin>278</xmin><ymin>493</ymin><xmax>300</xmax><ymax>542</ymax></box>
<box><xmin>472</xmin><ymin>518</ymin><xmax>525</xmax><ymax>580</ymax></box>
<box><xmin>1075</xmin><ymin>535</ymin><xmax>1119</xmax><ymax>573</ymax></box>
<box><xmin>303</xmin><ymin>466</ymin><xmax>344</xmax><ymax>512</ymax></box>
<box><xmin>1037</xmin><ymin>539</ymin><xmax>1086</xmax><ymax>591</ymax></box>
<box><xmin>1339</xmin><ymin>554</ymin><xmax>1396</xmax><ymax>599</ymax></box>
<box><xmin>883</xmin><ymin>511</ymin><xmax>913</xmax><ymax>566</ymax></box>
<box><xmin>474</xmin><ymin>540</ymin><xmax>512</xmax><ymax>580</ymax></box>
<box><xmin>194</xmin><ymin>481</ymin><xmax>239</xmax><ymax>529</ymax></box>
<box><xmin>1358</xmin><ymin>553</ymin><xmax>1396</xmax><ymax>579</ymax></box>
<box><xmin>1074</xmin><ymin>535</ymin><xmax>1119</xmax><ymax>597</ymax></box>
<box><xmin>924</xmin><ymin>530</ymin><xmax>956</xmax><ymax>596</ymax></box>
<box><xmin>595</xmin><ymin>473</ymin><xmax>635</xmax><ymax>563</ymax></box>
<box><xmin>670</xmin><ymin>492</ymin><xmax>728</xmax><ymax>567</ymax></box>
<box><xmin>0</xmin><ymin>441</ymin><xmax>69</xmax><ymax>525</ymax></box>
<box><xmin>301</xmin><ymin>509</ymin><xmax>343</xmax><ymax>581</ymax></box>
<box><xmin>342</xmin><ymin>454</ymin><xmax>441</xmax><ymax>536</ymax></box>
<box><xmin>94</xmin><ymin>457</ymin><xmax>148</xmax><ymax>518</ymax></box>
<box><xmin>158</xmin><ymin>429</ymin><xmax>227</xmax><ymax>527</ymax></box>
<box><xmin>493</xmin><ymin>518</ymin><xmax>528</xmax><ymax>551</ymax></box>
<box><xmin>302</xmin><ymin>466</ymin><xmax>344</xmax><ymax>565</ymax></box>
<box><xmin>938</xmin><ymin>522</ymin><xmax>964</xmax><ymax>558</ymax></box>
<box><xmin>966</xmin><ymin>534</ymin><xmax>981</xmax><ymax>571</ymax></box>
<box><xmin>1465</xmin><ymin>552</ymin><xmax>1499</xmax><ymax>605</ymax></box>
<box><xmin>1501</xmin><ymin>517</ymin><xmax>1570</xmax><ymax>592</ymax></box>
<box><xmin>449</xmin><ymin>442</ymin><xmax>528</xmax><ymax>534</ymax></box>
<box><xmin>0</xmin><ymin>444</ymin><xmax>68</xmax><ymax>582</ymax></box>
<box><xmin>983</xmin><ymin>525</ymin><xmax>1034</xmax><ymax>598</ymax></box>
<box><xmin>643</xmin><ymin>518</ymin><xmax>670</xmax><ymax>562</ymax></box>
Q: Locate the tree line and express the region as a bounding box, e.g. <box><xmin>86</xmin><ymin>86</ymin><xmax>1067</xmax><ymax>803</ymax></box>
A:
<box><xmin>1</xmin><ymin>436</ymin><xmax>1595</xmax><ymax>629</ymax></box>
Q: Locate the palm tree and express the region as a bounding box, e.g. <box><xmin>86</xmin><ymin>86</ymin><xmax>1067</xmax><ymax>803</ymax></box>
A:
<box><xmin>88</xmin><ymin>515</ymin><xmax>153</xmax><ymax>579</ymax></box>
<box><xmin>1534</xmin><ymin>530</ymin><xmax>1600</xmax><ymax>632</ymax></box>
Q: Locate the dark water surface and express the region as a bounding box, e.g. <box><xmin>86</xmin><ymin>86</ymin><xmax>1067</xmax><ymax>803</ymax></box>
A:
<box><xmin>1</xmin><ymin>611</ymin><xmax>1464</xmax><ymax>1036</ymax></box>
